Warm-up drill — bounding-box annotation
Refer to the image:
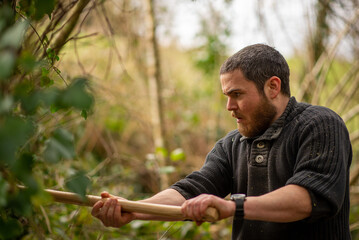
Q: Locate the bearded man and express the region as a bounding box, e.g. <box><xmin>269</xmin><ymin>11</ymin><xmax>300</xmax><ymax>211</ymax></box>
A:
<box><xmin>92</xmin><ymin>44</ymin><xmax>352</xmax><ymax>240</ymax></box>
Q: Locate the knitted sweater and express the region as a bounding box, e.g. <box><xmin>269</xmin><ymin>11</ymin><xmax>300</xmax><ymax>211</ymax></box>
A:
<box><xmin>171</xmin><ymin>97</ymin><xmax>352</xmax><ymax>240</ymax></box>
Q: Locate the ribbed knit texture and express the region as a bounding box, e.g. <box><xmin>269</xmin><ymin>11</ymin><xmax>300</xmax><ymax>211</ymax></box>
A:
<box><xmin>171</xmin><ymin>97</ymin><xmax>352</xmax><ymax>240</ymax></box>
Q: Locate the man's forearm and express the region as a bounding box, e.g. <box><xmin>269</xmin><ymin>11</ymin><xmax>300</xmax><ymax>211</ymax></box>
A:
<box><xmin>244</xmin><ymin>184</ymin><xmax>312</xmax><ymax>222</ymax></box>
<box><xmin>134</xmin><ymin>188</ymin><xmax>186</xmax><ymax>221</ymax></box>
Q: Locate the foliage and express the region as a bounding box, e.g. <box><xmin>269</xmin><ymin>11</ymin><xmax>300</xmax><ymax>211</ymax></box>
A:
<box><xmin>0</xmin><ymin>0</ymin><xmax>358</xmax><ymax>239</ymax></box>
<box><xmin>0</xmin><ymin>0</ymin><xmax>230</xmax><ymax>239</ymax></box>
<box><xmin>0</xmin><ymin>1</ymin><xmax>94</xmax><ymax>239</ymax></box>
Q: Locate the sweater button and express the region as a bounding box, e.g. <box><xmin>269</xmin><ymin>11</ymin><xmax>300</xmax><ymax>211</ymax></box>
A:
<box><xmin>257</xmin><ymin>142</ymin><xmax>265</xmax><ymax>149</ymax></box>
<box><xmin>255</xmin><ymin>155</ymin><xmax>264</xmax><ymax>163</ymax></box>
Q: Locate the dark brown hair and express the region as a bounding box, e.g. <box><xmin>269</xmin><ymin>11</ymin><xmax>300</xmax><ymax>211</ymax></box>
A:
<box><xmin>220</xmin><ymin>44</ymin><xmax>290</xmax><ymax>96</ymax></box>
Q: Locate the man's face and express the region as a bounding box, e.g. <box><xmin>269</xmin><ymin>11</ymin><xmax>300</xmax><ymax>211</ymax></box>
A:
<box><xmin>220</xmin><ymin>70</ymin><xmax>277</xmax><ymax>138</ymax></box>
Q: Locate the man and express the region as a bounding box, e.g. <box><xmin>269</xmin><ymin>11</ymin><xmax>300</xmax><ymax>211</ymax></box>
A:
<box><xmin>91</xmin><ymin>44</ymin><xmax>352</xmax><ymax>240</ymax></box>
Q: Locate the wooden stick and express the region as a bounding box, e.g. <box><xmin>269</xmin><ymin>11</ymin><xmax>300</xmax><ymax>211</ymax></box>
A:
<box><xmin>39</xmin><ymin>188</ymin><xmax>219</xmax><ymax>222</ymax></box>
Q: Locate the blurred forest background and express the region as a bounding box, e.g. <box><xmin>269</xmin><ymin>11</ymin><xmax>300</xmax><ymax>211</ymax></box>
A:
<box><xmin>0</xmin><ymin>0</ymin><xmax>359</xmax><ymax>239</ymax></box>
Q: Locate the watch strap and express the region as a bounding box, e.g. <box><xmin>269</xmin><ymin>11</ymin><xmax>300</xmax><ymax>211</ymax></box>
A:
<box><xmin>231</xmin><ymin>194</ymin><xmax>246</xmax><ymax>220</ymax></box>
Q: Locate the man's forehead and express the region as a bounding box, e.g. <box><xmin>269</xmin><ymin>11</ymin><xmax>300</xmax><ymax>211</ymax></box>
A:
<box><xmin>220</xmin><ymin>72</ymin><xmax>242</xmax><ymax>89</ymax></box>
<box><xmin>221</xmin><ymin>78</ymin><xmax>244</xmax><ymax>95</ymax></box>
<box><xmin>220</xmin><ymin>71</ymin><xmax>257</xmax><ymax>95</ymax></box>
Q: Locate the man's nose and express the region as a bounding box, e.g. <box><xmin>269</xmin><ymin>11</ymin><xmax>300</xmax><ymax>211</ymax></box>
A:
<box><xmin>227</xmin><ymin>97</ymin><xmax>238</xmax><ymax>111</ymax></box>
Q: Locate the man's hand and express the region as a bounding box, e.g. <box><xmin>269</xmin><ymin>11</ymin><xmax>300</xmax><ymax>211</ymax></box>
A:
<box><xmin>181</xmin><ymin>194</ymin><xmax>235</xmax><ymax>226</ymax></box>
<box><xmin>91</xmin><ymin>192</ymin><xmax>136</xmax><ymax>228</ymax></box>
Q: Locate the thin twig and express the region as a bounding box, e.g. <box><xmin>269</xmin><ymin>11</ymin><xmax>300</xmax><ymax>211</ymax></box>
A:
<box><xmin>342</xmin><ymin>104</ymin><xmax>359</xmax><ymax>123</ymax></box>
<box><xmin>65</xmin><ymin>208</ymin><xmax>81</xmax><ymax>238</ymax></box>
<box><xmin>63</xmin><ymin>0</ymin><xmax>97</xmax><ymax>46</ymax></box>
<box><xmin>350</xmin><ymin>164</ymin><xmax>359</xmax><ymax>186</ymax></box>
<box><xmin>74</xmin><ymin>39</ymin><xmax>87</xmax><ymax>75</ymax></box>
<box><xmin>65</xmin><ymin>32</ymin><xmax>98</xmax><ymax>44</ymax></box>
<box><xmin>17</xmin><ymin>12</ymin><xmax>47</xmax><ymax>58</ymax></box>
<box><xmin>88</xmin><ymin>157</ymin><xmax>112</xmax><ymax>177</ymax></box>
<box><xmin>159</xmin><ymin>222</ymin><xmax>178</xmax><ymax>240</ymax></box>
<box><xmin>18</xmin><ymin>11</ymin><xmax>69</xmax><ymax>86</ymax></box>
<box><xmin>350</xmin><ymin>221</ymin><xmax>359</xmax><ymax>231</ymax></box>
<box><xmin>93</xmin><ymin>4</ymin><xmax>113</xmax><ymax>81</ymax></box>
<box><xmin>350</xmin><ymin>130</ymin><xmax>359</xmax><ymax>143</ymax></box>
<box><xmin>103</xmin><ymin>46</ymin><xmax>113</xmax><ymax>81</ymax></box>
<box><xmin>325</xmin><ymin>61</ymin><xmax>359</xmax><ymax>107</ymax></box>
<box><xmin>96</xmin><ymin>232</ymin><xmax>104</xmax><ymax>240</ymax></box>
<box><xmin>34</xmin><ymin>2</ymin><xmax>71</xmax><ymax>56</ymax></box>
<box><xmin>297</xmin><ymin>8</ymin><xmax>359</xmax><ymax>102</ymax></box>
<box><xmin>40</xmin><ymin>205</ymin><xmax>52</xmax><ymax>234</ymax></box>
<box><xmin>311</xmin><ymin>58</ymin><xmax>332</xmax><ymax>105</ymax></box>
<box><xmin>98</xmin><ymin>3</ymin><xmax>133</xmax><ymax>80</ymax></box>
<box><xmin>338</xmin><ymin>74</ymin><xmax>359</xmax><ymax>115</ymax></box>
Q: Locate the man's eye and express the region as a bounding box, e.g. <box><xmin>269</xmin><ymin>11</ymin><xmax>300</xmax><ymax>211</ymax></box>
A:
<box><xmin>234</xmin><ymin>92</ymin><xmax>241</xmax><ymax>97</ymax></box>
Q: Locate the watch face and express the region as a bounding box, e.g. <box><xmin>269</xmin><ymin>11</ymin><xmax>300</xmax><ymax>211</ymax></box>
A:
<box><xmin>230</xmin><ymin>194</ymin><xmax>246</xmax><ymax>200</ymax></box>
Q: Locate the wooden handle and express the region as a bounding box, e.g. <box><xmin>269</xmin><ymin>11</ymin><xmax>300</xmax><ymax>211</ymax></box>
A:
<box><xmin>44</xmin><ymin>188</ymin><xmax>219</xmax><ymax>222</ymax></box>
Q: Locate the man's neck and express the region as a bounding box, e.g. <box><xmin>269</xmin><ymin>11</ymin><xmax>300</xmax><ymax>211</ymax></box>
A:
<box><xmin>273</xmin><ymin>95</ymin><xmax>290</xmax><ymax>123</ymax></box>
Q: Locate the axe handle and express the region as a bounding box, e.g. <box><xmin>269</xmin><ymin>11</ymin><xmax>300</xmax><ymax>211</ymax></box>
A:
<box><xmin>44</xmin><ymin>188</ymin><xmax>219</xmax><ymax>222</ymax></box>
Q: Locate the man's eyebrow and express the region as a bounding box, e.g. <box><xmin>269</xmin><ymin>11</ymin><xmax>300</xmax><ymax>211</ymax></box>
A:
<box><xmin>223</xmin><ymin>88</ymin><xmax>241</xmax><ymax>95</ymax></box>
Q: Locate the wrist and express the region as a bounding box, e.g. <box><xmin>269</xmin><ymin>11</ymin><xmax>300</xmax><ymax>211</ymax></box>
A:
<box><xmin>132</xmin><ymin>212</ymin><xmax>142</xmax><ymax>221</ymax></box>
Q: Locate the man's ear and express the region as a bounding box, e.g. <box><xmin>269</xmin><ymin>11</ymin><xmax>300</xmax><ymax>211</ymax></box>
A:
<box><xmin>264</xmin><ymin>76</ymin><xmax>281</xmax><ymax>99</ymax></box>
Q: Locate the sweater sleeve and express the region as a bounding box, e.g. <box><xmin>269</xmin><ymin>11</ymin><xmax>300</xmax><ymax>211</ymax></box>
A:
<box><xmin>286</xmin><ymin>106</ymin><xmax>352</xmax><ymax>220</ymax></box>
<box><xmin>170</xmin><ymin>137</ymin><xmax>233</xmax><ymax>200</ymax></box>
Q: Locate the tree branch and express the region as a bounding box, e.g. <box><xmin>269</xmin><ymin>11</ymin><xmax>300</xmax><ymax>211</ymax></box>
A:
<box><xmin>50</xmin><ymin>0</ymin><xmax>92</xmax><ymax>55</ymax></box>
<box><xmin>297</xmin><ymin>8</ymin><xmax>359</xmax><ymax>103</ymax></box>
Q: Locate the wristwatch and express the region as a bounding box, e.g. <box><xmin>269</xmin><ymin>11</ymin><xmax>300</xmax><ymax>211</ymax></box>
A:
<box><xmin>230</xmin><ymin>193</ymin><xmax>246</xmax><ymax>220</ymax></box>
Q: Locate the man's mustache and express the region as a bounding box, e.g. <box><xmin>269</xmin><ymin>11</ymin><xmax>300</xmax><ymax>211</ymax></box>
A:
<box><xmin>231</xmin><ymin>112</ymin><xmax>244</xmax><ymax>119</ymax></box>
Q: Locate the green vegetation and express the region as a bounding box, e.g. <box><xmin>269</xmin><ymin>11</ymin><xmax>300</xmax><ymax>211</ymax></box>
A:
<box><xmin>0</xmin><ymin>0</ymin><xmax>358</xmax><ymax>239</ymax></box>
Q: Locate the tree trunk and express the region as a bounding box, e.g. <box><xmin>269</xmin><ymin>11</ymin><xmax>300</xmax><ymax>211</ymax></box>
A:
<box><xmin>144</xmin><ymin>0</ymin><xmax>169</xmax><ymax>190</ymax></box>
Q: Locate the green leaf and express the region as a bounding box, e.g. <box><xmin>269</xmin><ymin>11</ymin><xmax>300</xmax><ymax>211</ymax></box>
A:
<box><xmin>57</xmin><ymin>78</ymin><xmax>94</xmax><ymax>110</ymax></box>
<box><xmin>43</xmin><ymin>128</ymin><xmax>75</xmax><ymax>163</ymax></box>
<box><xmin>40</xmin><ymin>75</ymin><xmax>54</xmax><ymax>87</ymax></box>
<box><xmin>11</xmin><ymin>153</ymin><xmax>38</xmax><ymax>189</ymax></box>
<box><xmin>65</xmin><ymin>171</ymin><xmax>91</xmax><ymax>200</ymax></box>
<box><xmin>170</xmin><ymin>148</ymin><xmax>186</xmax><ymax>162</ymax></box>
<box><xmin>0</xmin><ymin>216</ymin><xmax>23</xmax><ymax>239</ymax></box>
<box><xmin>14</xmin><ymin>79</ymin><xmax>34</xmax><ymax>98</ymax></box>
<box><xmin>15</xmin><ymin>81</ymin><xmax>53</xmax><ymax>114</ymax></box>
<box><xmin>0</xmin><ymin>5</ymin><xmax>15</xmax><ymax>34</ymax></box>
<box><xmin>46</xmin><ymin>48</ymin><xmax>54</xmax><ymax>59</ymax></box>
<box><xmin>18</xmin><ymin>51</ymin><xmax>39</xmax><ymax>73</ymax></box>
<box><xmin>0</xmin><ymin>117</ymin><xmax>35</xmax><ymax>165</ymax></box>
<box><xmin>34</xmin><ymin>0</ymin><xmax>55</xmax><ymax>20</ymax></box>
<box><xmin>41</xmin><ymin>88</ymin><xmax>60</xmax><ymax>106</ymax></box>
<box><xmin>155</xmin><ymin>147</ymin><xmax>168</xmax><ymax>158</ymax></box>
<box><xmin>81</xmin><ymin>109</ymin><xmax>88</xmax><ymax>120</ymax></box>
<box><xmin>7</xmin><ymin>187</ymin><xmax>34</xmax><ymax>216</ymax></box>
<box><xmin>50</xmin><ymin>104</ymin><xmax>59</xmax><ymax>113</ymax></box>
<box><xmin>20</xmin><ymin>91</ymin><xmax>41</xmax><ymax>115</ymax></box>
<box><xmin>41</xmin><ymin>67</ymin><xmax>49</xmax><ymax>76</ymax></box>
<box><xmin>18</xmin><ymin>0</ymin><xmax>35</xmax><ymax>18</ymax></box>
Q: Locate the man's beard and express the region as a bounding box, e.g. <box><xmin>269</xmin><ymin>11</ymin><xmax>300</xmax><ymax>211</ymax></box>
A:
<box><xmin>236</xmin><ymin>96</ymin><xmax>277</xmax><ymax>138</ymax></box>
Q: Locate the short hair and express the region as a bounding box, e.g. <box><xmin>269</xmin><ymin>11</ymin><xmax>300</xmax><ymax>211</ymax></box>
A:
<box><xmin>220</xmin><ymin>44</ymin><xmax>291</xmax><ymax>96</ymax></box>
